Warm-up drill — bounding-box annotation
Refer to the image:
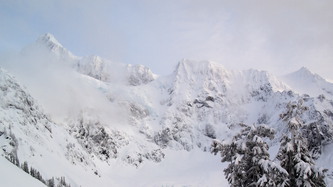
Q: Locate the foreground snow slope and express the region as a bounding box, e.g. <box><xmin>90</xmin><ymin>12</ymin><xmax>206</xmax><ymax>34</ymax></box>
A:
<box><xmin>0</xmin><ymin>33</ymin><xmax>333</xmax><ymax>186</ymax></box>
<box><xmin>0</xmin><ymin>156</ymin><xmax>45</xmax><ymax>187</ymax></box>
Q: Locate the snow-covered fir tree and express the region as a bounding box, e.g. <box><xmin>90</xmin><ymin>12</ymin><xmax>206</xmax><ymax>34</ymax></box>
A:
<box><xmin>277</xmin><ymin>116</ymin><xmax>327</xmax><ymax>187</ymax></box>
<box><xmin>276</xmin><ymin>99</ymin><xmax>327</xmax><ymax>186</ymax></box>
<box><xmin>212</xmin><ymin>124</ymin><xmax>288</xmax><ymax>187</ymax></box>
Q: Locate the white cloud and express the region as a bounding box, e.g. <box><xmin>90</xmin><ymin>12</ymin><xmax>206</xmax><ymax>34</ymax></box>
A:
<box><xmin>1</xmin><ymin>45</ymin><xmax>128</xmax><ymax>125</ymax></box>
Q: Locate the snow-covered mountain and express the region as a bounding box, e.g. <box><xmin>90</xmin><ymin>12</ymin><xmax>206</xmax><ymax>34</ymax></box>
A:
<box><xmin>1</xmin><ymin>33</ymin><xmax>333</xmax><ymax>186</ymax></box>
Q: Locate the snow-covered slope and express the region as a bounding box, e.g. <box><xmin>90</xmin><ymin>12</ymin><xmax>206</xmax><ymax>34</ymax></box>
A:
<box><xmin>0</xmin><ymin>156</ymin><xmax>46</xmax><ymax>187</ymax></box>
<box><xmin>0</xmin><ymin>67</ymin><xmax>172</xmax><ymax>186</ymax></box>
<box><xmin>0</xmin><ymin>68</ymin><xmax>227</xmax><ymax>186</ymax></box>
<box><xmin>0</xmin><ymin>68</ymin><xmax>104</xmax><ymax>186</ymax></box>
<box><xmin>1</xmin><ymin>34</ymin><xmax>333</xmax><ymax>186</ymax></box>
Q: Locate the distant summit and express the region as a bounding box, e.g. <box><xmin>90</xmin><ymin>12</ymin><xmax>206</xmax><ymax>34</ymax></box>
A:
<box><xmin>36</xmin><ymin>33</ymin><xmax>63</xmax><ymax>49</ymax></box>
<box><xmin>282</xmin><ymin>67</ymin><xmax>333</xmax><ymax>97</ymax></box>
<box><xmin>290</xmin><ymin>67</ymin><xmax>324</xmax><ymax>81</ymax></box>
<box><xmin>32</xmin><ymin>33</ymin><xmax>77</xmax><ymax>61</ymax></box>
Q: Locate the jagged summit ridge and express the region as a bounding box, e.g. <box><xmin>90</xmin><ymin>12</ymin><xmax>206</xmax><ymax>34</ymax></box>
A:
<box><xmin>173</xmin><ymin>59</ymin><xmax>287</xmax><ymax>89</ymax></box>
<box><xmin>174</xmin><ymin>59</ymin><xmax>229</xmax><ymax>80</ymax></box>
<box><xmin>169</xmin><ymin>59</ymin><xmax>288</xmax><ymax>103</ymax></box>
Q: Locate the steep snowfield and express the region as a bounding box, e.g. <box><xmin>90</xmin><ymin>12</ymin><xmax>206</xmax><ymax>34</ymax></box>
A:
<box><xmin>0</xmin><ymin>156</ymin><xmax>46</xmax><ymax>187</ymax></box>
<box><xmin>0</xmin><ymin>68</ymin><xmax>104</xmax><ymax>186</ymax></box>
<box><xmin>1</xmin><ymin>34</ymin><xmax>333</xmax><ymax>186</ymax></box>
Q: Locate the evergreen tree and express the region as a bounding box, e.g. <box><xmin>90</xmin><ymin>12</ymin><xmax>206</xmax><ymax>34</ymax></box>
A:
<box><xmin>58</xmin><ymin>176</ymin><xmax>71</xmax><ymax>187</ymax></box>
<box><xmin>277</xmin><ymin>117</ymin><xmax>327</xmax><ymax>187</ymax></box>
<box><xmin>21</xmin><ymin>161</ymin><xmax>29</xmax><ymax>173</ymax></box>
<box><xmin>212</xmin><ymin>124</ymin><xmax>288</xmax><ymax>187</ymax></box>
<box><xmin>47</xmin><ymin>177</ymin><xmax>55</xmax><ymax>187</ymax></box>
<box><xmin>30</xmin><ymin>167</ymin><xmax>36</xmax><ymax>177</ymax></box>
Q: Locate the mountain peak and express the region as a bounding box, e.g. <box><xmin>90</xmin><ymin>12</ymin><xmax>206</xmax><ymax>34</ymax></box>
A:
<box><xmin>32</xmin><ymin>33</ymin><xmax>77</xmax><ymax>61</ymax></box>
<box><xmin>290</xmin><ymin>66</ymin><xmax>324</xmax><ymax>81</ymax></box>
<box><xmin>37</xmin><ymin>33</ymin><xmax>63</xmax><ymax>48</ymax></box>
<box><xmin>296</xmin><ymin>66</ymin><xmax>312</xmax><ymax>75</ymax></box>
<box><xmin>282</xmin><ymin>66</ymin><xmax>333</xmax><ymax>97</ymax></box>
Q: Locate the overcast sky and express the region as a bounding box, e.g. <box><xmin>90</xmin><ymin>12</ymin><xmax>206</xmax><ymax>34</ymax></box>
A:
<box><xmin>1</xmin><ymin>0</ymin><xmax>333</xmax><ymax>79</ymax></box>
